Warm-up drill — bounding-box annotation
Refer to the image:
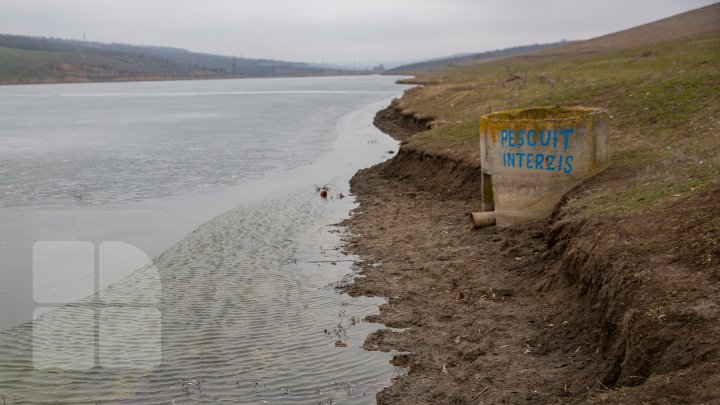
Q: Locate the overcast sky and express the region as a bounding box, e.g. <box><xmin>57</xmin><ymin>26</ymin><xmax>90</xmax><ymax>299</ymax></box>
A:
<box><xmin>0</xmin><ymin>0</ymin><xmax>716</xmax><ymax>66</ymax></box>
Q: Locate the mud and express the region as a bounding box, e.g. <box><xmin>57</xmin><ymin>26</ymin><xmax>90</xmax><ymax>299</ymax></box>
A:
<box><xmin>341</xmin><ymin>103</ymin><xmax>720</xmax><ymax>404</ymax></box>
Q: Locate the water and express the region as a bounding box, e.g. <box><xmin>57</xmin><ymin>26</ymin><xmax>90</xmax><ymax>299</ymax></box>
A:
<box><xmin>0</xmin><ymin>76</ymin><xmax>408</xmax><ymax>403</ymax></box>
<box><xmin>0</xmin><ymin>78</ymin><xmax>396</xmax><ymax>208</ymax></box>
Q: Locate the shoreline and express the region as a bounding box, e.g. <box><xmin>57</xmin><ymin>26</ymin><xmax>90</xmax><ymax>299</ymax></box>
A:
<box><xmin>0</xmin><ymin>72</ymin><xmax>377</xmax><ymax>87</ymax></box>
<box><xmin>343</xmin><ymin>104</ymin><xmax>563</xmax><ymax>403</ymax></box>
<box><xmin>343</xmin><ymin>100</ymin><xmax>720</xmax><ymax>403</ymax></box>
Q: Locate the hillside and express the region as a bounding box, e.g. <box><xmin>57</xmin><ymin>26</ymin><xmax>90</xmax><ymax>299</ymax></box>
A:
<box><xmin>0</xmin><ymin>34</ymin><xmax>344</xmax><ymax>85</ymax></box>
<box><xmin>536</xmin><ymin>2</ymin><xmax>720</xmax><ymax>56</ymax></box>
<box><xmin>389</xmin><ymin>41</ymin><xmax>574</xmax><ymax>74</ymax></box>
<box><xmin>345</xmin><ymin>3</ymin><xmax>720</xmax><ymax>403</ymax></box>
<box><xmin>391</xmin><ymin>3</ymin><xmax>720</xmax><ymax>76</ymax></box>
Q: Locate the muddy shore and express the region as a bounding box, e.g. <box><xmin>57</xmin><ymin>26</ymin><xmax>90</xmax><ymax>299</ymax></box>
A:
<box><xmin>341</xmin><ymin>102</ymin><xmax>720</xmax><ymax>404</ymax></box>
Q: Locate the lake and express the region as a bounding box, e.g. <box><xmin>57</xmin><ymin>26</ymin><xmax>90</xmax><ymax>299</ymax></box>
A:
<box><xmin>0</xmin><ymin>76</ymin><xmax>408</xmax><ymax>403</ymax></box>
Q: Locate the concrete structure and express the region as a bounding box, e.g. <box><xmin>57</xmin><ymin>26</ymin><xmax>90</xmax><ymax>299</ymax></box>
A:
<box><xmin>478</xmin><ymin>106</ymin><xmax>609</xmax><ymax>226</ymax></box>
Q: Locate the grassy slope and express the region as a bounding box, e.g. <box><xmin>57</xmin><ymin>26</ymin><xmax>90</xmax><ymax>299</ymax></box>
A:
<box><xmin>396</xmin><ymin>33</ymin><xmax>720</xmax><ymax>218</ymax></box>
<box><xmin>0</xmin><ymin>35</ymin><xmax>346</xmax><ymax>84</ymax></box>
<box><xmin>0</xmin><ymin>46</ymin><xmax>72</xmax><ymax>84</ymax></box>
<box><xmin>0</xmin><ymin>44</ymin><xmax>220</xmax><ymax>84</ymax></box>
<box><xmin>388</xmin><ymin>31</ymin><xmax>720</xmax><ymax>399</ymax></box>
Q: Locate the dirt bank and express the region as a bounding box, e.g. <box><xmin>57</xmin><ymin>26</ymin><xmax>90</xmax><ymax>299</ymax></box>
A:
<box><xmin>341</xmin><ymin>104</ymin><xmax>720</xmax><ymax>404</ymax></box>
<box><xmin>373</xmin><ymin>98</ymin><xmax>434</xmax><ymax>142</ymax></box>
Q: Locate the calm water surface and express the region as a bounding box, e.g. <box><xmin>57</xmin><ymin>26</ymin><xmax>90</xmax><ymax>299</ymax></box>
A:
<box><xmin>0</xmin><ymin>76</ymin><xmax>408</xmax><ymax>403</ymax></box>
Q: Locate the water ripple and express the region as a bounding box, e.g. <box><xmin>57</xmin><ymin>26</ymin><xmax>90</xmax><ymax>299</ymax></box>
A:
<box><xmin>0</xmin><ymin>190</ymin><xmax>399</xmax><ymax>403</ymax></box>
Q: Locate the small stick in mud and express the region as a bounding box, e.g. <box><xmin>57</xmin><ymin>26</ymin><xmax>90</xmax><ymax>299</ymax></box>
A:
<box><xmin>307</xmin><ymin>259</ymin><xmax>354</xmax><ymax>264</ymax></box>
<box><xmin>472</xmin><ymin>387</ymin><xmax>488</xmax><ymax>400</ymax></box>
<box><xmin>595</xmin><ymin>378</ymin><xmax>612</xmax><ymax>392</ymax></box>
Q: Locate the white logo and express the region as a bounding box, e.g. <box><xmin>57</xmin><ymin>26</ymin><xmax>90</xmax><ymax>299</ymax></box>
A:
<box><xmin>32</xmin><ymin>241</ymin><xmax>161</xmax><ymax>370</ymax></box>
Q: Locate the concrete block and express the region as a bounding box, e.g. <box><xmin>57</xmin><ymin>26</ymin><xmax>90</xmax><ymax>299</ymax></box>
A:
<box><xmin>479</xmin><ymin>106</ymin><xmax>609</xmax><ymax>226</ymax></box>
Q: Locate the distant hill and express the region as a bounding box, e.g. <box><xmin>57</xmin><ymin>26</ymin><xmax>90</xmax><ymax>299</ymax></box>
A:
<box><xmin>390</xmin><ymin>3</ymin><xmax>720</xmax><ymax>75</ymax></box>
<box><xmin>0</xmin><ymin>34</ymin><xmax>346</xmax><ymax>84</ymax></box>
<box><xmin>388</xmin><ymin>41</ymin><xmax>576</xmax><ymax>73</ymax></box>
<box><xmin>535</xmin><ymin>2</ymin><xmax>720</xmax><ymax>56</ymax></box>
<box><xmin>396</xmin><ymin>3</ymin><xmax>720</xmax><ymax>76</ymax></box>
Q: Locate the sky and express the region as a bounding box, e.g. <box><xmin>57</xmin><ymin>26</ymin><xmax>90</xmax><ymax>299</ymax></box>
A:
<box><xmin>0</xmin><ymin>0</ymin><xmax>716</xmax><ymax>67</ymax></box>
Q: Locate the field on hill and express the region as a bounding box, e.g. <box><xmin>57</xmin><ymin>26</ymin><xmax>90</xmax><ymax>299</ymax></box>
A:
<box><xmin>0</xmin><ymin>46</ymin><xmax>70</xmax><ymax>80</ymax></box>
<box><xmin>345</xmin><ymin>5</ymin><xmax>720</xmax><ymax>403</ymax></box>
<box><xmin>0</xmin><ymin>34</ymin><xmax>343</xmax><ymax>84</ymax></box>
<box><xmin>0</xmin><ymin>45</ymin><xmax>216</xmax><ymax>84</ymax></box>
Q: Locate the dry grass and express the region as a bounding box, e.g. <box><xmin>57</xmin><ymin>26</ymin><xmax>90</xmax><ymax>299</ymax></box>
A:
<box><xmin>395</xmin><ymin>33</ymin><xmax>720</xmax><ymax>217</ymax></box>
